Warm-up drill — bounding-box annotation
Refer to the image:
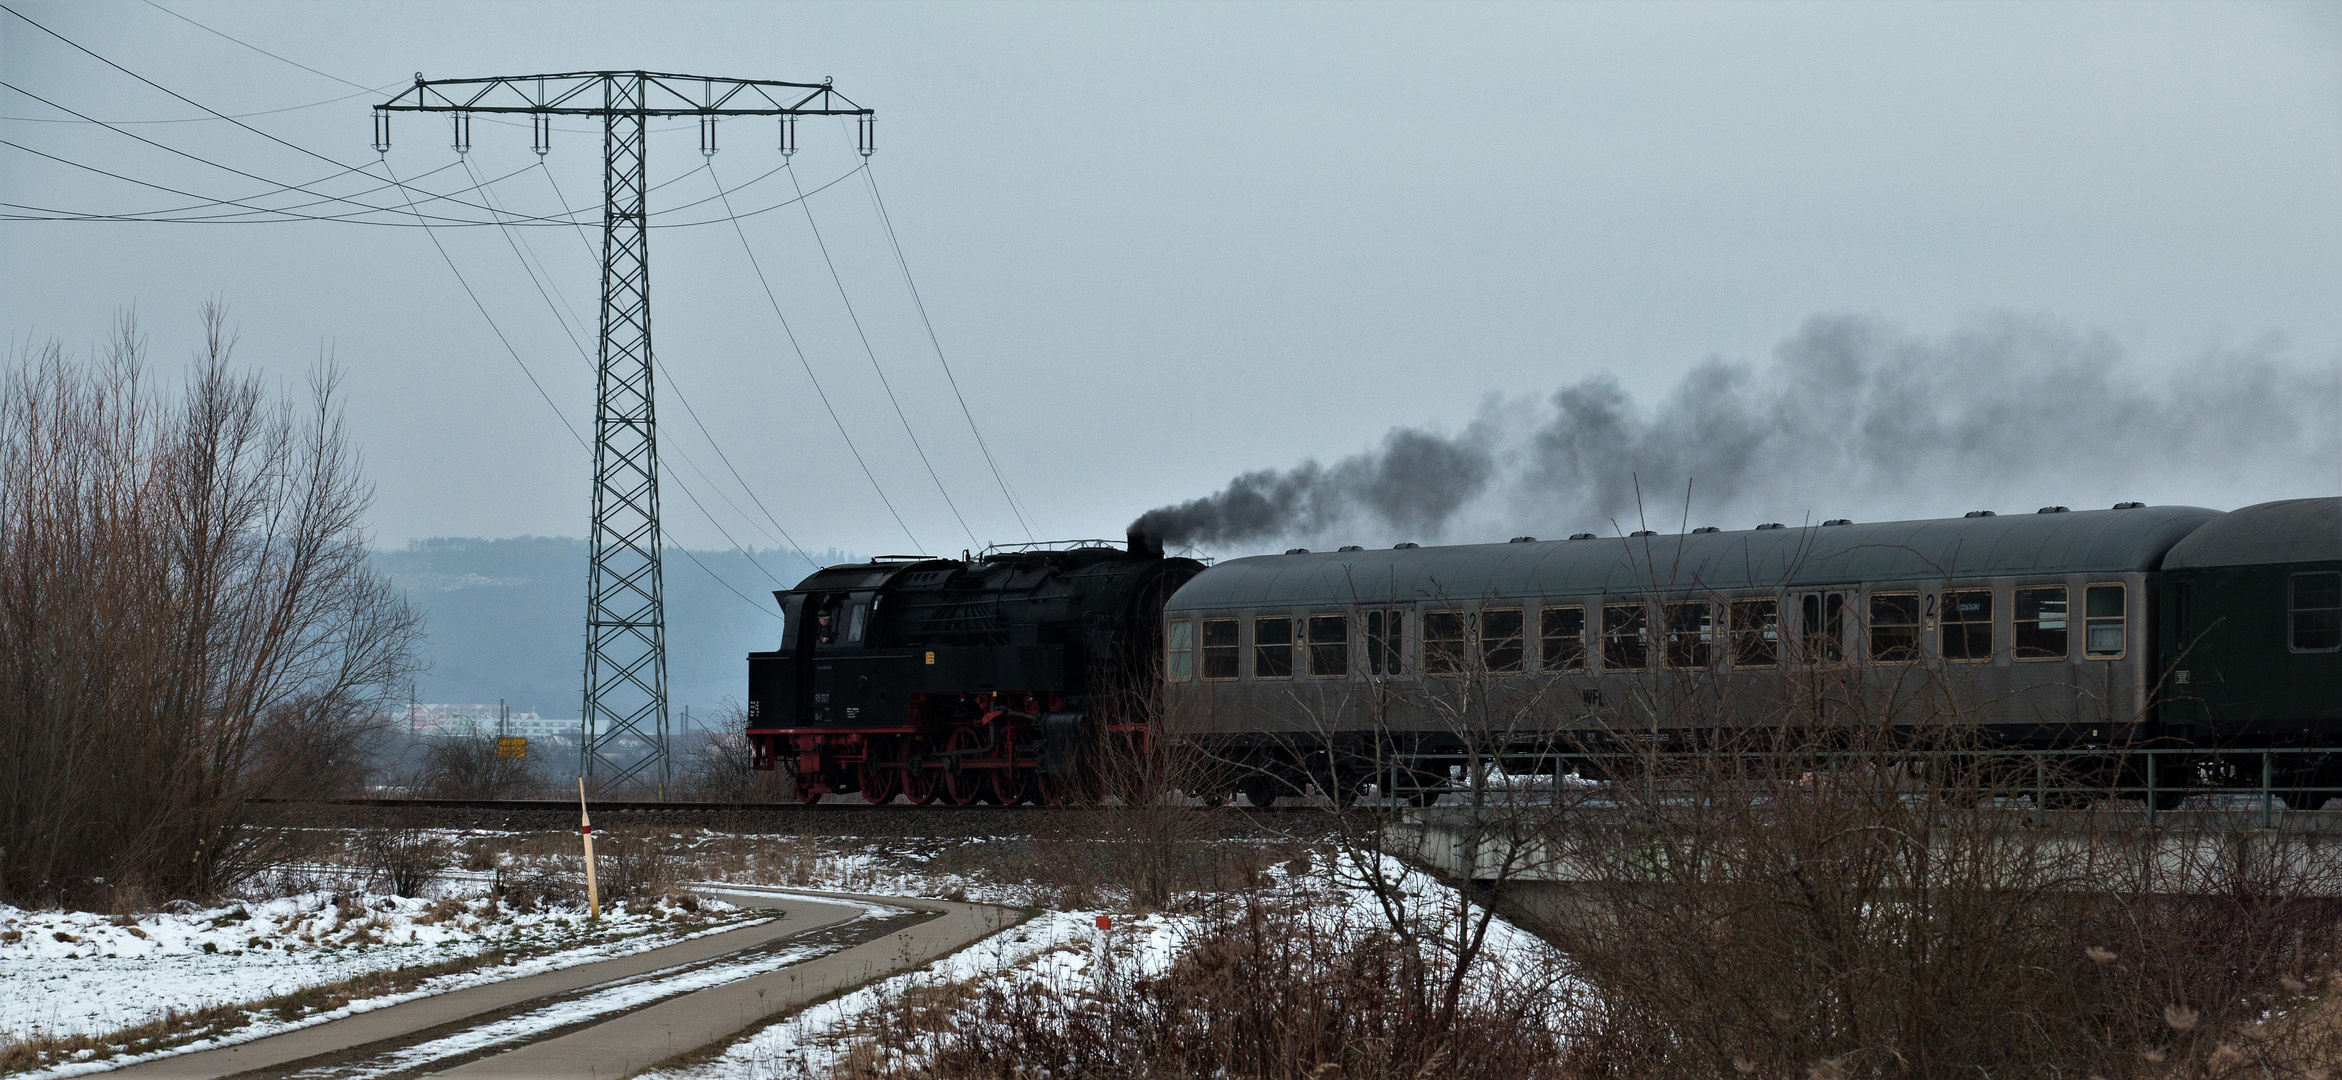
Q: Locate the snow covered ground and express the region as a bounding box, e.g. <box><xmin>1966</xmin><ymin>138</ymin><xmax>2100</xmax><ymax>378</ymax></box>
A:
<box><xmin>1</xmin><ymin>890</ymin><xmax>747</xmax><ymax>1056</ymax></box>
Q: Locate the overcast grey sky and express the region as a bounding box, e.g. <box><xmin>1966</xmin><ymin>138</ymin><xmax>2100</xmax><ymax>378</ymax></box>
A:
<box><xmin>5</xmin><ymin>1</ymin><xmax>2338</xmax><ymax>565</ymax></box>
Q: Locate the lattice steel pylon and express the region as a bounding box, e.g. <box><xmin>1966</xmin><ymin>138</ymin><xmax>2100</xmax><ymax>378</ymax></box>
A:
<box><xmin>377</xmin><ymin>72</ymin><xmax>873</xmax><ymax>796</ymax></box>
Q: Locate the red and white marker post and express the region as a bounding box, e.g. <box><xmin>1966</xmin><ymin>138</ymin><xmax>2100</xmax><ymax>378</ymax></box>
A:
<box><xmin>578</xmin><ymin>778</ymin><xmax>600</xmax><ymax>921</ymax></box>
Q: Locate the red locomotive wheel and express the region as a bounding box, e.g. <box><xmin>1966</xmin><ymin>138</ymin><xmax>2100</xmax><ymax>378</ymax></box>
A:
<box><xmin>942</xmin><ymin>726</ymin><xmax>985</xmax><ymax>806</ymax></box>
<box><xmin>904</xmin><ymin>762</ymin><xmax>941</xmax><ymax>804</ymax></box>
<box><xmin>991</xmin><ymin>767</ymin><xmax>1033</xmax><ymax>806</ymax></box>
<box><xmin>794</xmin><ymin>776</ymin><xmax>824</xmax><ymax>804</ymax></box>
<box><xmin>858</xmin><ymin>762</ymin><xmax>900</xmax><ymax>805</ymax></box>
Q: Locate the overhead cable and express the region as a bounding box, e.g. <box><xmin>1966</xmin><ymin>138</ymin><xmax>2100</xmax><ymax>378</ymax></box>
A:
<box><xmin>706</xmin><ymin>160</ymin><xmax>927</xmax><ymax>555</ymax></box>
<box><xmin>861</xmin><ymin>164</ymin><xmax>1040</xmax><ymax>541</ymax></box>
<box><xmin>787</xmin><ymin>164</ymin><xmax>980</xmax><ymax>549</ymax></box>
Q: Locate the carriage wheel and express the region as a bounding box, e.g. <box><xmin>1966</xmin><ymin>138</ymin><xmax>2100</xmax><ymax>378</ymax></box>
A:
<box><xmin>794</xmin><ymin>775</ymin><xmax>825</xmax><ymax>804</ymax></box>
<box><xmin>943</xmin><ymin>726</ymin><xmax>985</xmax><ymax>806</ymax></box>
<box><xmin>1033</xmin><ymin>769</ymin><xmax>1068</xmax><ymax>807</ymax></box>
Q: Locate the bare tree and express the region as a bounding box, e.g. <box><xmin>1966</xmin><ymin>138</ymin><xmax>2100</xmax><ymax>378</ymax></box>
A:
<box><xmin>0</xmin><ymin>308</ymin><xmax>419</xmax><ymax>906</ymax></box>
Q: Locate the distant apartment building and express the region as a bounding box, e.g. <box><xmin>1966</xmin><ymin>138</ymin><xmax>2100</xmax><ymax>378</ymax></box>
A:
<box><xmin>406</xmin><ymin>703</ymin><xmax>582</xmax><ymax>739</ymax></box>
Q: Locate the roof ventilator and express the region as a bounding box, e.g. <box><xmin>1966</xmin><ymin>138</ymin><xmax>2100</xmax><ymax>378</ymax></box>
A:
<box><xmin>1337</xmin><ymin>545</ymin><xmax>1363</xmax><ymax>552</ymax></box>
<box><xmin>1630</xmin><ymin>530</ymin><xmax>1657</xmax><ymax>537</ymax></box>
<box><xmin>2113</xmin><ymin>501</ymin><xmax>2145</xmax><ymax>509</ymax></box>
<box><xmin>1692</xmin><ymin>526</ymin><xmax>1720</xmax><ymax>534</ymax></box>
<box><xmin>1284</xmin><ymin>548</ymin><xmax>1310</xmax><ymax>555</ymax></box>
<box><xmin>1823</xmin><ymin>519</ymin><xmax>1853</xmax><ymax>526</ymax></box>
<box><xmin>2038</xmin><ymin>506</ymin><xmax>2070</xmax><ymax>514</ymax></box>
<box><xmin>1393</xmin><ymin>542</ymin><xmax>1420</xmax><ymax>549</ymax></box>
<box><xmin>1568</xmin><ymin>532</ymin><xmax>1596</xmax><ymax>540</ymax></box>
<box><xmin>1964</xmin><ymin>510</ymin><xmax>1997</xmax><ymax>518</ymax></box>
<box><xmin>1755</xmin><ymin>523</ymin><xmax>1786</xmax><ymax>530</ymax></box>
<box><xmin>1509</xmin><ymin>536</ymin><xmax>1537</xmax><ymax>543</ymax></box>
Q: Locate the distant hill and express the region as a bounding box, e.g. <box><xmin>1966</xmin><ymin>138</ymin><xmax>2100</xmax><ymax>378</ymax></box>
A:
<box><xmin>372</xmin><ymin>538</ymin><xmax>847</xmax><ymax>720</ymax></box>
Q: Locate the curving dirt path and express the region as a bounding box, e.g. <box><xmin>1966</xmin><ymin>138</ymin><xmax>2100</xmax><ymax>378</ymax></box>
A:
<box><xmin>100</xmin><ymin>889</ymin><xmax>1022</xmax><ymax>1080</ymax></box>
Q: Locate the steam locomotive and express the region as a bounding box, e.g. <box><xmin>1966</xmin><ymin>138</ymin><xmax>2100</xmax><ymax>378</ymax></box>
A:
<box><xmin>747</xmin><ymin>497</ymin><xmax>2340</xmax><ymax>805</ymax></box>
<box><xmin>745</xmin><ymin>532</ymin><xmax>1201</xmax><ymax>803</ymax></box>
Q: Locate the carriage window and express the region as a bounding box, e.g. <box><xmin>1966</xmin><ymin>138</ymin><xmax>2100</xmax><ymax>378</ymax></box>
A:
<box><xmin>1602</xmin><ymin>603</ymin><xmax>1648</xmax><ymax>671</ymax></box>
<box><xmin>1164</xmin><ymin>619</ymin><xmax>1194</xmax><ymax>681</ymax></box>
<box><xmin>1365</xmin><ymin>609</ymin><xmax>1404</xmax><ymax>675</ymax></box>
<box><xmin>1479</xmin><ymin>608</ymin><xmax>1525</xmax><ymax>673</ymax></box>
<box><xmin>1729</xmin><ymin>598</ymin><xmax>1778</xmax><ymax>668</ymax></box>
<box><xmin>2014</xmin><ymin>586</ymin><xmax>2069</xmax><ymax>660</ymax></box>
<box><xmin>2174</xmin><ymin>581</ymin><xmax>2193</xmax><ymax>650</ymax></box>
<box><xmin>1308</xmin><ymin>614</ymin><xmax>1349</xmax><ymax>677</ymax></box>
<box><xmin>1540</xmin><ymin>606</ymin><xmax>1586</xmax><ymax>671</ymax></box>
<box><xmin>1868</xmin><ymin>593</ymin><xmax>1920</xmax><ymax>664</ymax></box>
<box><xmin>2291</xmin><ymin>572</ymin><xmax>2342</xmax><ymax>653</ymax></box>
<box><xmin>1254</xmin><ymin>617</ymin><xmax>1295</xmax><ymax>679</ymax></box>
<box><xmin>2084</xmin><ymin>584</ymin><xmax>2126</xmax><ymax>658</ymax></box>
<box><xmin>1201</xmin><ymin>618</ymin><xmax>1240</xmax><ymax>680</ymax></box>
<box><xmin>1798</xmin><ymin>593</ymin><xmax>1846</xmax><ymax>662</ymax></box>
<box><xmin>1664</xmin><ymin>601</ymin><xmax>1713</xmax><ymax>668</ymax></box>
<box><xmin>844</xmin><ymin>601</ymin><xmax>869</xmax><ymax>644</ymax></box>
<box><xmin>1423</xmin><ymin>610</ymin><xmax>1467</xmax><ymax>675</ymax></box>
<box><xmin>1940</xmin><ymin>588</ymin><xmax>1993</xmax><ymax>661</ymax></box>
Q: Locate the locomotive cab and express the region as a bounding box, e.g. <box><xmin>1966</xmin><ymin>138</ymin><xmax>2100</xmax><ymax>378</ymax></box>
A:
<box><xmin>747</xmin><ymin>533</ymin><xmax>1200</xmax><ymax>803</ymax></box>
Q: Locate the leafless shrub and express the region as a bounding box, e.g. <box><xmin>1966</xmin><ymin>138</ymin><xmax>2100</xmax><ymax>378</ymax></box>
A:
<box><xmin>354</xmin><ymin>820</ymin><xmax>451</xmax><ymax>898</ymax></box>
<box><xmin>864</xmin><ymin>886</ymin><xmax>1572</xmax><ymax>1080</ymax></box>
<box><xmin>679</xmin><ymin>704</ymin><xmax>793</xmax><ymax>803</ymax></box>
<box><xmin>593</xmin><ymin>828</ymin><xmax>683</xmax><ymax>905</ymax></box>
<box><xmin>0</xmin><ymin>308</ymin><xmax>419</xmax><ymax>907</ymax></box>
<box><xmin>414</xmin><ymin>732</ymin><xmax>544</xmax><ymax>799</ymax></box>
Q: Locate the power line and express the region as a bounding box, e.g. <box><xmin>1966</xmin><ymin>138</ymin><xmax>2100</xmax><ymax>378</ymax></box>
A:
<box><xmin>861</xmin><ymin>164</ymin><xmax>1040</xmax><ymax>541</ymax></box>
<box><xmin>459</xmin><ymin>155</ymin><xmax>797</xmax><ymax>590</ymax></box>
<box><xmin>137</xmin><ymin>0</ymin><xmax>376</xmax><ymax>92</ymax></box>
<box><xmin>707</xmin><ymin>160</ymin><xmax>927</xmax><ymax>554</ymax></box>
<box><xmin>386</xmin><ymin>155</ymin><xmax>781</xmax><ymax>623</ymax></box>
<box><xmin>535</xmin><ymin>161</ymin><xmax>819</xmax><ymax>569</ymax></box>
<box><xmin>787</xmin><ymin>164</ymin><xmax>980</xmax><ymax>549</ymax></box>
<box><xmin>0</xmin><ymin>81</ymin><xmax>395</xmax><ymax>125</ymax></box>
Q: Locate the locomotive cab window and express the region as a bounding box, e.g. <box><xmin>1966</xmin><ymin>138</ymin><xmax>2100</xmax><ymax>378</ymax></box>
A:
<box><xmin>1729</xmin><ymin>598</ymin><xmax>1778</xmax><ymax>668</ymax></box>
<box><xmin>1165</xmin><ymin>619</ymin><xmax>1194</xmax><ymax>681</ymax></box>
<box><xmin>1868</xmin><ymin>592</ymin><xmax>1920</xmax><ymax>664</ymax></box>
<box><xmin>1254</xmin><ymin>616</ymin><xmax>1295</xmax><ymax>679</ymax></box>
<box><xmin>1602</xmin><ymin>603</ymin><xmax>1648</xmax><ymax>671</ymax></box>
<box><xmin>1479</xmin><ymin>608</ymin><xmax>1525</xmax><ymax>673</ymax></box>
<box><xmin>1365</xmin><ymin>609</ymin><xmax>1404</xmax><ymax>676</ymax></box>
<box><xmin>1664</xmin><ymin>601</ymin><xmax>1713</xmax><ymax>668</ymax></box>
<box><xmin>1940</xmin><ymin>588</ymin><xmax>1993</xmax><ymax>661</ymax></box>
<box><xmin>2084</xmin><ymin>584</ymin><xmax>2126</xmax><ymax>658</ymax></box>
<box><xmin>1308</xmin><ymin>614</ymin><xmax>1349</xmax><ymax>677</ymax></box>
<box><xmin>2292</xmin><ymin>572</ymin><xmax>2342</xmax><ymax>653</ymax></box>
<box><xmin>1201</xmin><ymin>618</ymin><xmax>1240</xmax><ymax>680</ymax></box>
<box><xmin>2014</xmin><ymin>586</ymin><xmax>2069</xmax><ymax>660</ymax></box>
<box><xmin>1423</xmin><ymin>610</ymin><xmax>1467</xmax><ymax>675</ymax></box>
<box><xmin>1540</xmin><ymin>606</ymin><xmax>1586</xmax><ymax>671</ymax></box>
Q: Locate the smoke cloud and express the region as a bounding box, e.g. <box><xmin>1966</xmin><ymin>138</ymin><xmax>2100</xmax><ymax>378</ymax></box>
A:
<box><xmin>1133</xmin><ymin>312</ymin><xmax>2340</xmax><ymax>552</ymax></box>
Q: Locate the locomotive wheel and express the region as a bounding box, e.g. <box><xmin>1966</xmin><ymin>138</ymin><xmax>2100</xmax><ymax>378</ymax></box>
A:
<box><xmin>859</xmin><ymin>762</ymin><xmax>900</xmax><ymax>805</ymax></box>
<box><xmin>992</xmin><ymin>767</ymin><xmax>1034</xmax><ymax>806</ymax></box>
<box><xmin>1032</xmin><ymin>770</ymin><xmax>1068</xmax><ymax>806</ymax></box>
<box><xmin>943</xmin><ymin>726</ymin><xmax>985</xmax><ymax>806</ymax></box>
<box><xmin>794</xmin><ymin>776</ymin><xmax>825</xmax><ymax>804</ymax></box>
<box><xmin>903</xmin><ymin>761</ymin><xmax>941</xmax><ymax>805</ymax></box>
<box><xmin>1240</xmin><ymin>774</ymin><xmax>1283</xmax><ymax>809</ymax></box>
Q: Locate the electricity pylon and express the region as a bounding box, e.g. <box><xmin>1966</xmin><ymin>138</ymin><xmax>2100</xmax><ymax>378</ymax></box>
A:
<box><xmin>377</xmin><ymin>72</ymin><xmax>873</xmax><ymax>796</ymax></box>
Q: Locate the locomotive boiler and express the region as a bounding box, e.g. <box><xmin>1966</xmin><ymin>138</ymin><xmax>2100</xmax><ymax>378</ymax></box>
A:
<box><xmin>745</xmin><ymin>530</ymin><xmax>1201</xmax><ymax>803</ymax></box>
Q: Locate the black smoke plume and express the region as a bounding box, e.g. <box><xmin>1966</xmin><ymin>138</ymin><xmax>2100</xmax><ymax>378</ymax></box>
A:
<box><xmin>1133</xmin><ymin>312</ymin><xmax>2339</xmax><ymax>551</ymax></box>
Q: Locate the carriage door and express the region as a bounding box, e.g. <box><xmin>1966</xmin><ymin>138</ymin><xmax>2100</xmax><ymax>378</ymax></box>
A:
<box><xmin>1793</xmin><ymin>589</ymin><xmax>1850</xmax><ymax>663</ymax></box>
<box><xmin>799</xmin><ymin>592</ymin><xmax>842</xmax><ymax>724</ymax></box>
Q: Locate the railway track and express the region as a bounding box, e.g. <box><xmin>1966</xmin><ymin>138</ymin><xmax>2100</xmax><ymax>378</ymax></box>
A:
<box><xmin>249</xmin><ymin>797</ymin><xmax>1341</xmax><ymax>834</ymax></box>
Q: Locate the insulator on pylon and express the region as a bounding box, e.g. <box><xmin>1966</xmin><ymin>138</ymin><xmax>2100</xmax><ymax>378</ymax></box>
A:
<box><xmin>370</xmin><ymin>109</ymin><xmax>391</xmax><ymax>154</ymax></box>
<box><xmin>451</xmin><ymin>111</ymin><xmax>472</xmax><ymax>156</ymax></box>
<box><xmin>531</xmin><ymin>113</ymin><xmax>551</xmax><ymax>157</ymax></box>
<box><xmin>777</xmin><ymin>113</ymin><xmax>797</xmax><ymax>157</ymax></box>
<box><xmin>857</xmin><ymin>113</ymin><xmax>875</xmax><ymax>158</ymax></box>
<box><xmin>699</xmin><ymin>114</ymin><xmax>718</xmax><ymax>158</ymax></box>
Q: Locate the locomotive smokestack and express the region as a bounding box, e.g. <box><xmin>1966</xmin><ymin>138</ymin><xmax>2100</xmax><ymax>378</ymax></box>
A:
<box><xmin>1127</xmin><ymin>527</ymin><xmax>1164</xmax><ymax>560</ymax></box>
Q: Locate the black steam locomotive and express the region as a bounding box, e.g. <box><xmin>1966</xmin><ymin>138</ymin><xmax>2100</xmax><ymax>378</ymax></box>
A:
<box><xmin>745</xmin><ymin>531</ymin><xmax>1201</xmax><ymax>803</ymax></box>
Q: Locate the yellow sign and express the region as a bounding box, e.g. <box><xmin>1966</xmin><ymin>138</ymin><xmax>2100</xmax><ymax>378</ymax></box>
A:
<box><xmin>925</xmin><ymin>651</ymin><xmax>935</xmax><ymax>665</ymax></box>
<box><xmin>497</xmin><ymin>736</ymin><xmax>528</xmax><ymax>759</ymax></box>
